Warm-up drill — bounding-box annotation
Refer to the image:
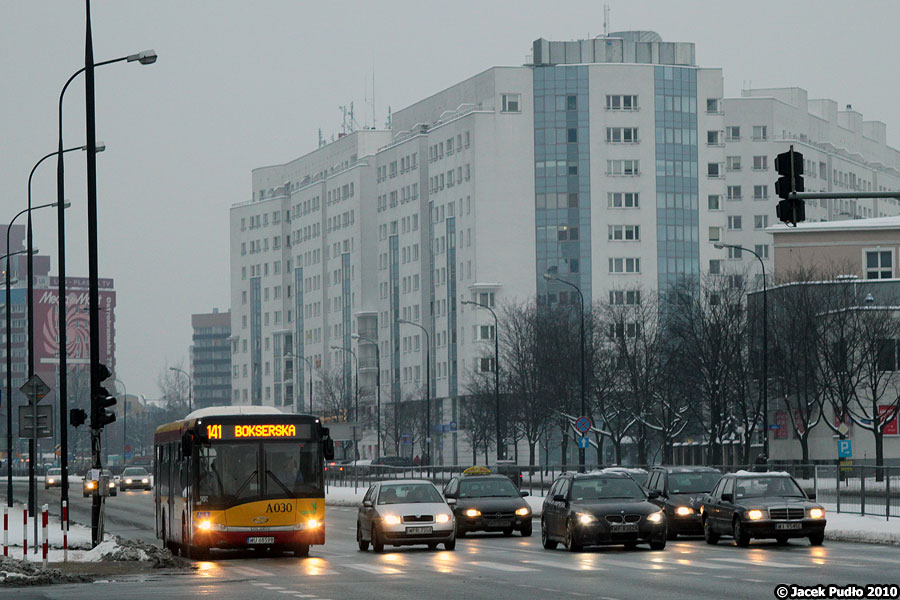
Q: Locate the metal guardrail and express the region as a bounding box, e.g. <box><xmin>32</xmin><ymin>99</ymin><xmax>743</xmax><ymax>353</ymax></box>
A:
<box><xmin>325</xmin><ymin>462</ymin><xmax>899</xmax><ymax>520</ymax></box>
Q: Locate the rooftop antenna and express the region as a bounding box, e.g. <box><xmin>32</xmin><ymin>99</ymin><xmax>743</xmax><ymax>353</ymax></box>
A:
<box><xmin>318</xmin><ymin>128</ymin><xmax>325</xmax><ymax>148</ymax></box>
<box><xmin>372</xmin><ymin>59</ymin><xmax>376</xmax><ymax>129</ymax></box>
<box><xmin>603</xmin><ymin>4</ymin><xmax>610</xmax><ymax>36</ymax></box>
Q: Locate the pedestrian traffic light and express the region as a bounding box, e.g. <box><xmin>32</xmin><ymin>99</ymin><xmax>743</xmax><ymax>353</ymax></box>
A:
<box><xmin>775</xmin><ymin>146</ymin><xmax>806</xmax><ymax>225</ymax></box>
<box><xmin>70</xmin><ymin>408</ymin><xmax>87</xmax><ymax>428</ymax></box>
<box><xmin>91</xmin><ymin>363</ymin><xmax>116</xmax><ymax>429</ymax></box>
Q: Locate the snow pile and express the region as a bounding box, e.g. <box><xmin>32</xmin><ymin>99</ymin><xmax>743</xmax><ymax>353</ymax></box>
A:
<box><xmin>78</xmin><ymin>537</ymin><xmax>181</xmax><ymax>568</ymax></box>
<box><xmin>0</xmin><ymin>556</ymin><xmax>91</xmax><ymax>586</ymax></box>
<box><xmin>825</xmin><ymin>513</ymin><xmax>900</xmax><ymax>546</ymax></box>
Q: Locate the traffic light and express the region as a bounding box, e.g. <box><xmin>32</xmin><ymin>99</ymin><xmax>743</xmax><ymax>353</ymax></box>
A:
<box><xmin>69</xmin><ymin>408</ymin><xmax>87</xmax><ymax>428</ymax></box>
<box><xmin>91</xmin><ymin>363</ymin><xmax>116</xmax><ymax>429</ymax></box>
<box><xmin>775</xmin><ymin>146</ymin><xmax>806</xmax><ymax>225</ymax></box>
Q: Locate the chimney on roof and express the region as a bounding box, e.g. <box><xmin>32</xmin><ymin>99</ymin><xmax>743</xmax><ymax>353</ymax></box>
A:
<box><xmin>846</xmin><ymin>104</ymin><xmax>852</xmax><ymax>110</ymax></box>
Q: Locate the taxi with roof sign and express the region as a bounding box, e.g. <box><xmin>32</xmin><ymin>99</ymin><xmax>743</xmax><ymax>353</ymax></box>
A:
<box><xmin>444</xmin><ymin>468</ymin><xmax>532</xmax><ymax>537</ymax></box>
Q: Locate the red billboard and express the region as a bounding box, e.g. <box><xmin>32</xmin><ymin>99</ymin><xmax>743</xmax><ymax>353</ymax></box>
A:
<box><xmin>33</xmin><ymin>278</ymin><xmax>116</xmax><ymax>373</ymax></box>
<box><xmin>879</xmin><ymin>405</ymin><xmax>899</xmax><ymax>436</ymax></box>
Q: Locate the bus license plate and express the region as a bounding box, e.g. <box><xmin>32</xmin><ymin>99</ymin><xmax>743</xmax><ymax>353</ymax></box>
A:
<box><xmin>612</xmin><ymin>524</ymin><xmax>639</xmax><ymax>533</ymax></box>
<box><xmin>775</xmin><ymin>523</ymin><xmax>802</xmax><ymax>530</ymax></box>
<box><xmin>247</xmin><ymin>536</ymin><xmax>276</xmax><ymax>544</ymax></box>
<box><xmin>406</xmin><ymin>526</ymin><xmax>432</xmax><ymax>534</ymax></box>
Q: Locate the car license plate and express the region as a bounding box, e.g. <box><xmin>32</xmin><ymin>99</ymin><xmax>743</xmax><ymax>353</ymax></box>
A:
<box><xmin>246</xmin><ymin>536</ymin><xmax>276</xmax><ymax>544</ymax></box>
<box><xmin>486</xmin><ymin>519</ymin><xmax>510</xmax><ymax>527</ymax></box>
<box><xmin>612</xmin><ymin>524</ymin><xmax>639</xmax><ymax>533</ymax></box>
<box><xmin>405</xmin><ymin>526</ymin><xmax>432</xmax><ymax>534</ymax></box>
<box><xmin>775</xmin><ymin>522</ymin><xmax>802</xmax><ymax>530</ymax></box>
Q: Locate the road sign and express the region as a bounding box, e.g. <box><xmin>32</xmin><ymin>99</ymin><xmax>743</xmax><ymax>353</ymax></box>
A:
<box><xmin>18</xmin><ymin>405</ymin><xmax>53</xmax><ymax>439</ymax></box>
<box><xmin>838</xmin><ymin>439</ymin><xmax>852</xmax><ymax>458</ymax></box>
<box><xmin>577</xmin><ymin>436</ymin><xmax>590</xmax><ymax>449</ymax></box>
<box><xmin>449</xmin><ymin>421</ymin><xmax>457</xmax><ymax>432</ymax></box>
<box><xmin>124</xmin><ymin>444</ymin><xmax>132</xmax><ymax>453</ymax></box>
<box><xmin>574</xmin><ymin>416</ymin><xmax>591</xmax><ymax>434</ymax></box>
<box><xmin>19</xmin><ymin>375</ymin><xmax>50</xmax><ymax>404</ymax></box>
<box><xmin>124</xmin><ymin>451</ymin><xmax>132</xmax><ymax>460</ymax></box>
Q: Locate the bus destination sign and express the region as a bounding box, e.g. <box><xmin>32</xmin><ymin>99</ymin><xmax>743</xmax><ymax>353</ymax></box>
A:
<box><xmin>203</xmin><ymin>422</ymin><xmax>312</xmax><ymax>441</ymax></box>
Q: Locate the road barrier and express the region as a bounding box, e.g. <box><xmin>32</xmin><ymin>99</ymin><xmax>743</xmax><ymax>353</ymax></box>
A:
<box><xmin>3</xmin><ymin>506</ymin><xmax>7</xmax><ymax>556</ymax></box>
<box><xmin>41</xmin><ymin>504</ymin><xmax>48</xmax><ymax>568</ymax></box>
<box><xmin>62</xmin><ymin>500</ymin><xmax>68</xmax><ymax>562</ymax></box>
<box><xmin>22</xmin><ymin>506</ymin><xmax>27</xmax><ymax>559</ymax></box>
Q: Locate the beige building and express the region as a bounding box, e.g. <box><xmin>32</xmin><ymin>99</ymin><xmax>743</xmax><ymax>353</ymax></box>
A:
<box><xmin>771</xmin><ymin>216</ymin><xmax>900</xmax><ymax>279</ymax></box>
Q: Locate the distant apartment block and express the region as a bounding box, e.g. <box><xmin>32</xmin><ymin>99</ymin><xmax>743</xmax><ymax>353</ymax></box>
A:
<box><xmin>191</xmin><ymin>309</ymin><xmax>231</xmax><ymax>409</ymax></box>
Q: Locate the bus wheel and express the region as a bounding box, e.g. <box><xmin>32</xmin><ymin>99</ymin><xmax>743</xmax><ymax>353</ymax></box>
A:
<box><xmin>294</xmin><ymin>543</ymin><xmax>310</xmax><ymax>557</ymax></box>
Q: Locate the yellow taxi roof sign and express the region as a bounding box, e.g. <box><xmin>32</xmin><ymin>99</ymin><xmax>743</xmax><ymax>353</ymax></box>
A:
<box><xmin>463</xmin><ymin>466</ymin><xmax>492</xmax><ymax>475</ymax></box>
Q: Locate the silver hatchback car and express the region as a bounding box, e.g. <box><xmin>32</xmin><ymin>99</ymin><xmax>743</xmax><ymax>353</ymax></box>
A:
<box><xmin>357</xmin><ymin>480</ymin><xmax>456</xmax><ymax>552</ymax></box>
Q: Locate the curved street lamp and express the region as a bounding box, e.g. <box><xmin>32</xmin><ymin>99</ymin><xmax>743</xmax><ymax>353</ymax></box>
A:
<box><xmin>169</xmin><ymin>367</ymin><xmax>192</xmax><ymax>414</ymax></box>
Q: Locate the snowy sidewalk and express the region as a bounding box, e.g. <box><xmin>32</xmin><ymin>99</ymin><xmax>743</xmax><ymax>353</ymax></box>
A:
<box><xmin>325</xmin><ymin>486</ymin><xmax>900</xmax><ymax>545</ymax></box>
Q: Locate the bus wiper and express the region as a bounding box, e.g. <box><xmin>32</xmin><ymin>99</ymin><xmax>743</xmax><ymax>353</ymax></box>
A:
<box><xmin>266</xmin><ymin>470</ymin><xmax>297</xmax><ymax>498</ymax></box>
<box><xmin>233</xmin><ymin>470</ymin><xmax>259</xmax><ymax>499</ymax></box>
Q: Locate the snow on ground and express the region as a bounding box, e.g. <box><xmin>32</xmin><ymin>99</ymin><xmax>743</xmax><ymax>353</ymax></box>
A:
<box><xmin>0</xmin><ymin>505</ymin><xmax>93</xmax><ymax>551</ymax></box>
<box><xmin>326</xmin><ymin>486</ymin><xmax>900</xmax><ymax>545</ymax></box>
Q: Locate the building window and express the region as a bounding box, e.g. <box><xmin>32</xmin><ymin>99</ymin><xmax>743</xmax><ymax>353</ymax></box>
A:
<box><xmin>709</xmin><ymin>227</ymin><xmax>721</xmax><ymax>242</ymax></box>
<box><xmin>608</xmin><ymin>225</ymin><xmax>640</xmax><ymax>241</ymax></box>
<box><xmin>566</xmin><ymin>95</ymin><xmax>577</xmax><ymax>110</ymax></box>
<box><xmin>727</xmin><ymin>185</ymin><xmax>742</xmax><ymax>200</ymax></box>
<box><xmin>606</xmin><ymin>127</ymin><xmax>639</xmax><ymax>143</ymax></box>
<box><xmin>755</xmin><ymin>244</ymin><xmax>770</xmax><ymax>259</ymax></box>
<box><xmin>726</xmin><ymin>156</ymin><xmax>742</xmax><ymax>171</ymax></box>
<box><xmin>725</xmin><ymin>126</ymin><xmax>740</xmax><ymax>141</ymax></box>
<box><xmin>607</xmin><ymin>160</ymin><xmax>640</xmax><ymax>175</ymax></box>
<box><xmin>866</xmin><ymin>249</ymin><xmax>894</xmax><ymax>279</ymax></box>
<box><xmin>753</xmin><ymin>185</ymin><xmax>769</xmax><ymax>200</ymax></box>
<box><xmin>707</xmin><ymin>163</ymin><xmax>721</xmax><ymax>178</ymax></box>
<box><xmin>501</xmin><ymin>93</ymin><xmax>521</xmax><ymax>113</ymax></box>
<box><xmin>753</xmin><ymin>155</ymin><xmax>768</xmax><ymax>170</ymax></box>
<box><xmin>706</xmin><ymin>98</ymin><xmax>721</xmax><ymax>113</ymax></box>
<box><xmin>608</xmin><ymin>192</ymin><xmax>639</xmax><ymax>208</ymax></box>
<box><xmin>479</xmin><ymin>357</ymin><xmax>496</xmax><ymax>373</ymax></box>
<box><xmin>606</xmin><ymin>95</ymin><xmax>638</xmax><ymax>110</ymax></box>
<box><xmin>728</xmin><ymin>246</ymin><xmax>743</xmax><ymax>259</ymax></box>
<box><xmin>609</xmin><ymin>257</ymin><xmax>640</xmax><ymax>274</ymax></box>
<box><xmin>707</xmin><ymin>131</ymin><xmax>722</xmax><ymax>146</ymax></box>
<box><xmin>727</xmin><ymin>216</ymin><xmax>742</xmax><ymax>230</ymax></box>
<box><xmin>709</xmin><ymin>259</ymin><xmax>722</xmax><ymax>274</ymax></box>
<box><xmin>609</xmin><ymin>290</ymin><xmax>641</xmax><ymax>305</ymax></box>
<box><xmin>567</xmin><ymin>128</ymin><xmax>578</xmax><ymax>143</ymax></box>
<box><xmin>754</xmin><ymin>215</ymin><xmax>770</xmax><ymax>229</ymax></box>
<box><xmin>708</xmin><ymin>195</ymin><xmax>721</xmax><ymax>210</ymax></box>
<box><xmin>752</xmin><ymin>125</ymin><xmax>768</xmax><ymax>140</ymax></box>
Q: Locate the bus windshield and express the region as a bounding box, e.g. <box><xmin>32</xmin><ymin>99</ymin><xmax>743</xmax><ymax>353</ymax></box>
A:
<box><xmin>197</xmin><ymin>441</ymin><xmax>322</xmax><ymax>507</ymax></box>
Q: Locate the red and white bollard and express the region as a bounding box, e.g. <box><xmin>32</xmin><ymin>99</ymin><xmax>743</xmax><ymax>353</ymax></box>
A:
<box><xmin>22</xmin><ymin>506</ymin><xmax>27</xmax><ymax>559</ymax></box>
<box><xmin>62</xmin><ymin>500</ymin><xmax>68</xmax><ymax>562</ymax></box>
<box><xmin>41</xmin><ymin>504</ymin><xmax>48</xmax><ymax>568</ymax></box>
<box><xmin>3</xmin><ymin>506</ymin><xmax>7</xmax><ymax>556</ymax></box>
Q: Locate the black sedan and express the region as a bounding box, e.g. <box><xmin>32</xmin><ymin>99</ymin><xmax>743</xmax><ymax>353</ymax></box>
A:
<box><xmin>701</xmin><ymin>472</ymin><xmax>826</xmax><ymax>546</ymax></box>
<box><xmin>443</xmin><ymin>474</ymin><xmax>532</xmax><ymax>537</ymax></box>
<box><xmin>647</xmin><ymin>466</ymin><xmax>722</xmax><ymax>538</ymax></box>
<box><xmin>541</xmin><ymin>472</ymin><xmax>667</xmax><ymax>551</ymax></box>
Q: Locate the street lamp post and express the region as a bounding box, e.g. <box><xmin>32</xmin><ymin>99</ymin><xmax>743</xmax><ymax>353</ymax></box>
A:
<box><xmin>55</xmin><ymin>45</ymin><xmax>156</xmax><ymax>516</ymax></box>
<box><xmin>543</xmin><ymin>272</ymin><xmax>586</xmax><ymax>471</ymax></box>
<box><xmin>353</xmin><ymin>333</ymin><xmax>381</xmax><ymax>459</ymax></box>
<box><xmin>331</xmin><ymin>346</ymin><xmax>359</xmax><ymax>460</ymax></box>
<box><xmin>398</xmin><ymin>320</ymin><xmax>431</xmax><ymax>465</ymax></box>
<box><xmin>6</xmin><ymin>202</ymin><xmax>62</xmax><ymax>507</ymax></box>
<box><xmin>285</xmin><ymin>353</ymin><xmax>314</xmax><ymax>413</ymax></box>
<box><xmin>714</xmin><ymin>242</ymin><xmax>769</xmax><ymax>460</ymax></box>
<box><xmin>460</xmin><ymin>301</ymin><xmax>502</xmax><ymax>462</ymax></box>
<box><xmin>169</xmin><ymin>367</ymin><xmax>192</xmax><ymax>414</ymax></box>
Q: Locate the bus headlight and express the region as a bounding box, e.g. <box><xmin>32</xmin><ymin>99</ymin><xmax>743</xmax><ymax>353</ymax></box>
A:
<box><xmin>198</xmin><ymin>520</ymin><xmax>212</xmax><ymax>531</ymax></box>
<box><xmin>516</xmin><ymin>507</ymin><xmax>530</xmax><ymax>517</ymax></box>
<box><xmin>435</xmin><ymin>513</ymin><xmax>451</xmax><ymax>524</ymax></box>
<box><xmin>465</xmin><ymin>509</ymin><xmax>481</xmax><ymax>518</ymax></box>
<box><xmin>383</xmin><ymin>514</ymin><xmax>401</xmax><ymax>525</ymax></box>
<box><xmin>647</xmin><ymin>511</ymin><xmax>664</xmax><ymax>524</ymax></box>
<box><xmin>809</xmin><ymin>508</ymin><xmax>825</xmax><ymax>519</ymax></box>
<box><xmin>675</xmin><ymin>506</ymin><xmax>694</xmax><ymax>516</ymax></box>
<box><xmin>306</xmin><ymin>519</ymin><xmax>320</xmax><ymax>529</ymax></box>
<box><xmin>747</xmin><ymin>510</ymin><xmax>765</xmax><ymax>521</ymax></box>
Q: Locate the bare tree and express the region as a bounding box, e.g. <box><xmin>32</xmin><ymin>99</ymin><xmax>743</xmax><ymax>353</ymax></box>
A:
<box><xmin>157</xmin><ymin>360</ymin><xmax>190</xmax><ymax>417</ymax></box>
<box><xmin>316</xmin><ymin>366</ymin><xmax>352</xmax><ymax>421</ymax></box>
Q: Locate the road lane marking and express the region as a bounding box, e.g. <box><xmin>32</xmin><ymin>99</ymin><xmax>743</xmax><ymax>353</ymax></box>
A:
<box><xmin>587</xmin><ymin>558</ymin><xmax>670</xmax><ymax>571</ymax></box>
<box><xmin>343</xmin><ymin>563</ymin><xmax>404</xmax><ymax>575</ymax></box>
<box><xmin>232</xmin><ymin>566</ymin><xmax>275</xmax><ymax>576</ymax></box>
<box><xmin>264</xmin><ymin>586</ymin><xmax>285</xmax><ymax>591</ymax></box>
<box><xmin>522</xmin><ymin>559</ymin><xmax>604</xmax><ymax>571</ymax></box>
<box><xmin>708</xmin><ymin>557</ymin><xmax>811</xmax><ymax>569</ymax></box>
<box><xmin>470</xmin><ymin>561</ymin><xmax>537</xmax><ymax>572</ymax></box>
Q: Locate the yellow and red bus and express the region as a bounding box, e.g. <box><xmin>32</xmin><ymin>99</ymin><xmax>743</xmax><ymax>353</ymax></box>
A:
<box><xmin>154</xmin><ymin>406</ymin><xmax>334</xmax><ymax>559</ymax></box>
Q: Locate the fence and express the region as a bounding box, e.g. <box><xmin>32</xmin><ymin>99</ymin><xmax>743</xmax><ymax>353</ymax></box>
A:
<box><xmin>324</xmin><ymin>462</ymin><xmax>900</xmax><ymax>520</ymax></box>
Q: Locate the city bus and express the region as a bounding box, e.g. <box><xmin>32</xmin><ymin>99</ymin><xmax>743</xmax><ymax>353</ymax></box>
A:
<box><xmin>154</xmin><ymin>406</ymin><xmax>334</xmax><ymax>559</ymax></box>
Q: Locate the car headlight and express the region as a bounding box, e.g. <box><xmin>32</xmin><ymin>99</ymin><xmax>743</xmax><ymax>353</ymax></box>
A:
<box><xmin>675</xmin><ymin>506</ymin><xmax>693</xmax><ymax>516</ymax></box>
<box><xmin>47</xmin><ymin>479</ymin><xmax>55</xmax><ymax>484</ymax></box>
<box><xmin>577</xmin><ymin>513</ymin><xmax>596</xmax><ymax>525</ymax></box>
<box><xmin>435</xmin><ymin>513</ymin><xmax>451</xmax><ymax>524</ymax></box>
<box><xmin>383</xmin><ymin>514</ymin><xmax>401</xmax><ymax>525</ymax></box>
<box><xmin>465</xmin><ymin>509</ymin><xmax>481</xmax><ymax>518</ymax></box>
<box><xmin>125</xmin><ymin>479</ymin><xmax>133</xmax><ymax>484</ymax></box>
<box><xmin>109</xmin><ymin>482</ymin><xmax>116</xmax><ymax>488</ymax></box>
<box><xmin>809</xmin><ymin>508</ymin><xmax>825</xmax><ymax>519</ymax></box>
<box><xmin>647</xmin><ymin>511</ymin><xmax>664</xmax><ymax>524</ymax></box>
<box><xmin>142</xmin><ymin>479</ymin><xmax>149</xmax><ymax>484</ymax></box>
<box><xmin>197</xmin><ymin>520</ymin><xmax>212</xmax><ymax>531</ymax></box>
<box><xmin>515</xmin><ymin>507</ymin><xmax>530</xmax><ymax>517</ymax></box>
<box><xmin>86</xmin><ymin>482</ymin><xmax>95</xmax><ymax>489</ymax></box>
<box><xmin>306</xmin><ymin>519</ymin><xmax>320</xmax><ymax>529</ymax></box>
<box><xmin>747</xmin><ymin>509</ymin><xmax>765</xmax><ymax>521</ymax></box>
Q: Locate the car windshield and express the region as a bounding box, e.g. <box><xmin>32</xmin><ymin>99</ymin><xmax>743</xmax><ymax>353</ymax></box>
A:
<box><xmin>668</xmin><ymin>472</ymin><xmax>721</xmax><ymax>494</ymax></box>
<box><xmin>571</xmin><ymin>477</ymin><xmax>645</xmax><ymax>501</ymax></box>
<box><xmin>123</xmin><ymin>468</ymin><xmax>148</xmax><ymax>477</ymax></box>
<box><xmin>378</xmin><ymin>483</ymin><xmax>442</xmax><ymax>504</ymax></box>
<box><xmin>458</xmin><ymin>478</ymin><xmax>519</xmax><ymax>498</ymax></box>
<box><xmin>197</xmin><ymin>441</ymin><xmax>322</xmax><ymax>508</ymax></box>
<box><xmin>47</xmin><ymin>469</ymin><xmax>61</xmax><ymax>476</ymax></box>
<box><xmin>734</xmin><ymin>477</ymin><xmax>805</xmax><ymax>499</ymax></box>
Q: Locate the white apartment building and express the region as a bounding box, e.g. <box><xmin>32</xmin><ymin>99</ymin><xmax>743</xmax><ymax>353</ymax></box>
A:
<box><xmin>234</xmin><ymin>31</ymin><xmax>900</xmax><ymax>464</ymax></box>
<box><xmin>718</xmin><ymin>87</ymin><xmax>900</xmax><ymax>279</ymax></box>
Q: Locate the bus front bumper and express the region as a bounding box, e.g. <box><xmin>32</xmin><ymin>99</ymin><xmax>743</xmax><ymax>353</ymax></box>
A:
<box><xmin>194</xmin><ymin>526</ymin><xmax>325</xmax><ymax>548</ymax></box>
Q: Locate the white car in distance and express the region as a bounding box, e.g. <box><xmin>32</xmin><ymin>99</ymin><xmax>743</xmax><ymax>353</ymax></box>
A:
<box><xmin>357</xmin><ymin>480</ymin><xmax>456</xmax><ymax>552</ymax></box>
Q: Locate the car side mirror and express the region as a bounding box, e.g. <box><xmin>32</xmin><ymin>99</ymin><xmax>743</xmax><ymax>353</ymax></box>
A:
<box><xmin>363</xmin><ymin>500</ymin><xmax>373</xmax><ymax>508</ymax></box>
<box><xmin>648</xmin><ymin>490</ymin><xmax>661</xmax><ymax>499</ymax></box>
<box><xmin>323</xmin><ymin>438</ymin><xmax>335</xmax><ymax>461</ymax></box>
<box><xmin>446</xmin><ymin>498</ymin><xmax>457</xmax><ymax>506</ymax></box>
<box><xmin>520</xmin><ymin>491</ymin><xmax>529</xmax><ymax>497</ymax></box>
<box><xmin>806</xmin><ymin>490</ymin><xmax>816</xmax><ymax>501</ymax></box>
<box><xmin>721</xmin><ymin>493</ymin><xmax>733</xmax><ymax>503</ymax></box>
<box><xmin>552</xmin><ymin>494</ymin><xmax>566</xmax><ymax>503</ymax></box>
<box><xmin>181</xmin><ymin>432</ymin><xmax>194</xmax><ymax>458</ymax></box>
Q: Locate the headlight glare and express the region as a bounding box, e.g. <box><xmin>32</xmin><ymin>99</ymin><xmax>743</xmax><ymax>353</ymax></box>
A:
<box><xmin>47</xmin><ymin>479</ymin><xmax>55</xmax><ymax>484</ymax></box>
<box><xmin>197</xmin><ymin>520</ymin><xmax>211</xmax><ymax>531</ymax></box>
<box><xmin>306</xmin><ymin>519</ymin><xmax>320</xmax><ymax>529</ymax></box>
<box><xmin>465</xmin><ymin>509</ymin><xmax>481</xmax><ymax>518</ymax></box>
<box><xmin>142</xmin><ymin>479</ymin><xmax>149</xmax><ymax>483</ymax></box>
<box><xmin>747</xmin><ymin>509</ymin><xmax>764</xmax><ymax>521</ymax></box>
<box><xmin>515</xmin><ymin>507</ymin><xmax>530</xmax><ymax>517</ymax></box>
<box><xmin>577</xmin><ymin>513</ymin><xmax>595</xmax><ymax>525</ymax></box>
<box><xmin>435</xmin><ymin>513</ymin><xmax>451</xmax><ymax>524</ymax></box>
<box><xmin>675</xmin><ymin>506</ymin><xmax>693</xmax><ymax>516</ymax></box>
<box><xmin>809</xmin><ymin>508</ymin><xmax>825</xmax><ymax>519</ymax></box>
<box><xmin>125</xmin><ymin>479</ymin><xmax>133</xmax><ymax>484</ymax></box>
<box><xmin>647</xmin><ymin>511</ymin><xmax>664</xmax><ymax>523</ymax></box>
<box><xmin>383</xmin><ymin>514</ymin><xmax>401</xmax><ymax>525</ymax></box>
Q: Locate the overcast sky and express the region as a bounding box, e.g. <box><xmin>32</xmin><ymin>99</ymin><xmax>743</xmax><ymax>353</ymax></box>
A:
<box><xmin>2</xmin><ymin>0</ymin><xmax>898</xmax><ymax>397</ymax></box>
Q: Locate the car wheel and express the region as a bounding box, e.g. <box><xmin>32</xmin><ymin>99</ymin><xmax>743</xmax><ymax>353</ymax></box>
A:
<box><xmin>357</xmin><ymin>523</ymin><xmax>369</xmax><ymax>551</ymax></box>
<box><xmin>809</xmin><ymin>532</ymin><xmax>824</xmax><ymax>546</ymax></box>
<box><xmin>703</xmin><ymin>517</ymin><xmax>719</xmax><ymax>545</ymax></box>
<box><xmin>775</xmin><ymin>535</ymin><xmax>789</xmax><ymax>545</ymax></box>
<box><xmin>565</xmin><ymin>520</ymin><xmax>583</xmax><ymax>552</ymax></box>
<box><xmin>455</xmin><ymin>523</ymin><xmax>466</xmax><ymax>538</ymax></box>
<box><xmin>649</xmin><ymin>537</ymin><xmax>667</xmax><ymax>551</ymax></box>
<box><xmin>443</xmin><ymin>536</ymin><xmax>456</xmax><ymax>551</ymax></box>
<box><xmin>733</xmin><ymin>518</ymin><xmax>750</xmax><ymax>547</ymax></box>
<box><xmin>520</xmin><ymin>523</ymin><xmax>532</xmax><ymax>537</ymax></box>
<box><xmin>293</xmin><ymin>543</ymin><xmax>310</xmax><ymax>557</ymax></box>
<box><xmin>371</xmin><ymin>525</ymin><xmax>384</xmax><ymax>553</ymax></box>
<box><xmin>503</xmin><ymin>528</ymin><xmax>514</xmax><ymax>537</ymax></box>
<box><xmin>541</xmin><ymin>519</ymin><xmax>558</xmax><ymax>550</ymax></box>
